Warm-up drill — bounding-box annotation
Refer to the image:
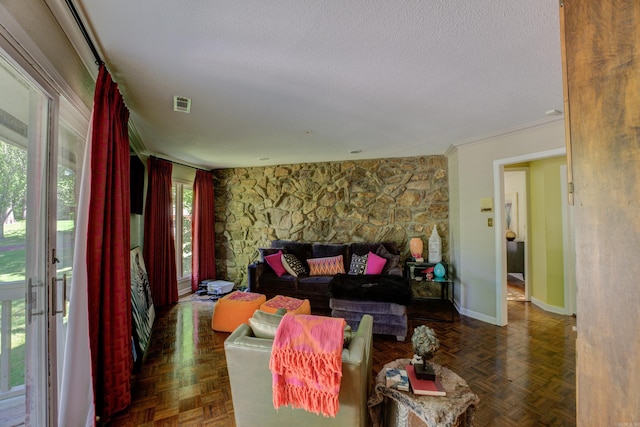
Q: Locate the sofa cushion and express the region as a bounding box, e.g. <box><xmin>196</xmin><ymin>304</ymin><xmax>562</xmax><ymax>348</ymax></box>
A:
<box><xmin>297</xmin><ymin>275</ymin><xmax>334</xmax><ymax>285</ymax></box>
<box><xmin>365</xmin><ymin>251</ymin><xmax>387</xmax><ymax>275</ymax></box>
<box><xmin>308</xmin><ymin>255</ymin><xmax>346</xmax><ymax>276</ymax></box>
<box><xmin>255</xmin><ymin>271</ymin><xmax>298</xmax><ymax>294</ymax></box>
<box><xmin>376</xmin><ymin>244</ymin><xmax>401</xmax><ymax>275</ymax></box>
<box><xmin>348</xmin><ymin>253</ymin><xmax>368</xmax><ymax>275</ymax></box>
<box><xmin>350</xmin><ymin>242</ymin><xmax>398</xmax><ymax>257</ymax></box>
<box><xmin>350</xmin><ymin>242</ymin><xmax>380</xmax><ymax>256</ymax></box>
<box><xmin>330</xmin><ymin>298</ymin><xmax>407</xmax><ymax>316</ymax></box>
<box><xmin>259</xmin><ymin>247</ymin><xmax>285</xmax><ymax>262</ymax></box>
<box><xmin>272</xmin><ymin>240</ymin><xmax>313</xmax><ymax>266</ymax></box>
<box><xmin>265</xmin><ymin>250</ymin><xmax>287</xmax><ymax>276</ymax></box>
<box><xmin>282</xmin><ymin>253</ymin><xmax>307</xmax><ymax>277</ymax></box>
<box><xmin>329</xmin><ymin>274</ymin><xmax>412</xmax><ymax>306</ymax></box>
<box><xmin>312</xmin><ymin>243</ymin><xmax>349</xmax><ymax>258</ymax></box>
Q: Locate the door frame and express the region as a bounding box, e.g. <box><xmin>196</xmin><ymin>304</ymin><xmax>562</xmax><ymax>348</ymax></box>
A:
<box><xmin>493</xmin><ymin>147</ymin><xmax>566</xmax><ymax>326</ymax></box>
<box><xmin>560</xmin><ymin>164</ymin><xmax>577</xmax><ymax>316</ymax></box>
<box><xmin>0</xmin><ymin>10</ymin><xmax>90</xmax><ymax>424</ymax></box>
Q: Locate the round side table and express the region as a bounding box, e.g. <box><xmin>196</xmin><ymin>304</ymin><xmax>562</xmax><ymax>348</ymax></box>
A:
<box><xmin>368</xmin><ymin>358</ymin><xmax>479</xmax><ymax>427</ymax></box>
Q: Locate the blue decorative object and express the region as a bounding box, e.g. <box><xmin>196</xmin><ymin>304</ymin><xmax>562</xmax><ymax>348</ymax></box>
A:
<box><xmin>434</xmin><ymin>263</ymin><xmax>446</xmax><ymax>278</ymax></box>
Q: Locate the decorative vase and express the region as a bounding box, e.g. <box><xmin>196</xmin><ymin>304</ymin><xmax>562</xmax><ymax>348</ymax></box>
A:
<box><xmin>434</xmin><ymin>262</ymin><xmax>446</xmax><ymax>278</ymax></box>
<box><xmin>428</xmin><ymin>225</ymin><xmax>442</xmax><ymax>263</ymax></box>
<box><xmin>410</xmin><ymin>237</ymin><xmax>424</xmax><ymax>260</ymax></box>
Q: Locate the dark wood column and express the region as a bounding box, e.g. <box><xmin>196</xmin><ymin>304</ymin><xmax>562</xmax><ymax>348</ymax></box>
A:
<box><xmin>561</xmin><ymin>1</ymin><xmax>640</xmax><ymax>424</ymax></box>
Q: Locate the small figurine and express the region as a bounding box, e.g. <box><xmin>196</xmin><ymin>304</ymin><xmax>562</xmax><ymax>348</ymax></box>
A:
<box><xmin>411</xmin><ymin>325</ymin><xmax>440</xmax><ymax>380</ymax></box>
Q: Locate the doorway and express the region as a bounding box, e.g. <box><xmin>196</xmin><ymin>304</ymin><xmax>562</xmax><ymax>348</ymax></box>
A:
<box><xmin>504</xmin><ymin>169</ymin><xmax>528</xmax><ymax>302</ymax></box>
<box><xmin>493</xmin><ymin>147</ymin><xmax>576</xmax><ymax>325</ymax></box>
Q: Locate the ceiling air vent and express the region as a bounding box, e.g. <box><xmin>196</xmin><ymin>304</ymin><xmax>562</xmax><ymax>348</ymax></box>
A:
<box><xmin>173</xmin><ymin>96</ymin><xmax>191</xmax><ymax>113</ymax></box>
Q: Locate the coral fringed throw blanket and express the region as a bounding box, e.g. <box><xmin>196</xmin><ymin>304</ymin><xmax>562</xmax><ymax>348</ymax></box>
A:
<box><xmin>269</xmin><ymin>313</ymin><xmax>346</xmax><ymax>417</ymax></box>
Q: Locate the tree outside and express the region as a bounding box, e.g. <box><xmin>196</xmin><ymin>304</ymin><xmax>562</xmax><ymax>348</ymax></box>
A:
<box><xmin>182</xmin><ymin>187</ymin><xmax>193</xmax><ymax>275</ymax></box>
<box><xmin>0</xmin><ymin>140</ymin><xmax>27</xmax><ymax>239</ymax></box>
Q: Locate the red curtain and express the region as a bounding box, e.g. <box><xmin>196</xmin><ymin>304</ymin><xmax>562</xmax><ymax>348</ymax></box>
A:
<box><xmin>191</xmin><ymin>170</ymin><xmax>217</xmax><ymax>291</ymax></box>
<box><xmin>86</xmin><ymin>65</ymin><xmax>132</xmax><ymax>421</ymax></box>
<box><xmin>143</xmin><ymin>157</ymin><xmax>178</xmax><ymax>306</ymax></box>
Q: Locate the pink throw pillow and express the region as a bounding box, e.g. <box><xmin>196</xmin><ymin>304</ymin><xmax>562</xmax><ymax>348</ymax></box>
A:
<box><xmin>265</xmin><ymin>250</ymin><xmax>287</xmax><ymax>277</ymax></box>
<box><xmin>365</xmin><ymin>251</ymin><xmax>387</xmax><ymax>275</ymax></box>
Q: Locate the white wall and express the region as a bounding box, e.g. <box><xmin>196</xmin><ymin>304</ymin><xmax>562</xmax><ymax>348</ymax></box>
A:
<box><xmin>448</xmin><ymin>120</ymin><xmax>565</xmax><ymax>324</ymax></box>
<box><xmin>0</xmin><ymin>1</ymin><xmax>94</xmax><ymax>110</ymax></box>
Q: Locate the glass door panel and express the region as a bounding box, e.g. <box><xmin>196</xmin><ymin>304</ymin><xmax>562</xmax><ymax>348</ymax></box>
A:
<box><xmin>53</xmin><ymin>112</ymin><xmax>85</xmax><ymax>416</ymax></box>
<box><xmin>0</xmin><ymin>53</ymin><xmax>49</xmax><ymax>426</ymax></box>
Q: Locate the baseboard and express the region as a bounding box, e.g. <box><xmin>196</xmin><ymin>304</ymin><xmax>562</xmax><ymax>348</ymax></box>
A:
<box><xmin>178</xmin><ymin>286</ymin><xmax>192</xmax><ymax>296</ymax></box>
<box><xmin>456</xmin><ymin>304</ymin><xmax>498</xmax><ymax>325</ymax></box>
<box><xmin>530</xmin><ymin>296</ymin><xmax>566</xmax><ymax>315</ymax></box>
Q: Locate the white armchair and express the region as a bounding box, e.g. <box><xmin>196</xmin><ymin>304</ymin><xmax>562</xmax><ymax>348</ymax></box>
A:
<box><xmin>224</xmin><ymin>313</ymin><xmax>373</xmax><ymax>427</ymax></box>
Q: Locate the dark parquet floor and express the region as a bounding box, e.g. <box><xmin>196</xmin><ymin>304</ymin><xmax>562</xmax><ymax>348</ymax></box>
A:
<box><xmin>108</xmin><ymin>296</ymin><xmax>576</xmax><ymax>426</ymax></box>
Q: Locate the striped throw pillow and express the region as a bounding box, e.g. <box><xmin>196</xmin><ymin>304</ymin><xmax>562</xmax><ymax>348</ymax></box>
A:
<box><xmin>308</xmin><ymin>255</ymin><xmax>345</xmax><ymax>276</ymax></box>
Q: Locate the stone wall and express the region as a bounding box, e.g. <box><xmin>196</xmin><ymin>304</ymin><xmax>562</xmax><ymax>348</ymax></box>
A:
<box><xmin>213</xmin><ymin>155</ymin><xmax>448</xmax><ymax>286</ymax></box>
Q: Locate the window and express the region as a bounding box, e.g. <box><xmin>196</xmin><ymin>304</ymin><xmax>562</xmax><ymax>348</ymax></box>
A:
<box><xmin>172</xmin><ymin>182</ymin><xmax>193</xmax><ymax>281</ymax></box>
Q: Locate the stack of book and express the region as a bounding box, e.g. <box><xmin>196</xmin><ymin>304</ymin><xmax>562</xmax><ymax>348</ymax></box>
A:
<box><xmin>385</xmin><ymin>368</ymin><xmax>410</xmax><ymax>391</ymax></box>
<box><xmin>405</xmin><ymin>364</ymin><xmax>446</xmax><ymax>396</ymax></box>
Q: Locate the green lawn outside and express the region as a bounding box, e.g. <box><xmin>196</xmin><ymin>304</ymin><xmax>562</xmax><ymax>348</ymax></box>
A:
<box><xmin>0</xmin><ymin>220</ymin><xmax>74</xmax><ymax>387</ymax></box>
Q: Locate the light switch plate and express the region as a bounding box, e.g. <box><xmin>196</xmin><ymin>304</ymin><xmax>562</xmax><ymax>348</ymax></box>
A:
<box><xmin>488</xmin><ymin>218</ymin><xmax>493</xmax><ymax>227</ymax></box>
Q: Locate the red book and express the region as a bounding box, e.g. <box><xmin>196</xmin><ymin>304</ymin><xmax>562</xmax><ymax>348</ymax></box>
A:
<box><xmin>405</xmin><ymin>364</ymin><xmax>446</xmax><ymax>396</ymax></box>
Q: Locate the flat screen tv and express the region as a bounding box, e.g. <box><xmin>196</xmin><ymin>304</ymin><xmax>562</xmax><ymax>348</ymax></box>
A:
<box><xmin>130</xmin><ymin>154</ymin><xmax>145</xmax><ymax>215</ymax></box>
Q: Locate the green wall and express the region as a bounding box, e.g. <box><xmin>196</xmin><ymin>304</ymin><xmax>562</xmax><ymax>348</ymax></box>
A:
<box><xmin>529</xmin><ymin>156</ymin><xmax>566</xmax><ymax>308</ymax></box>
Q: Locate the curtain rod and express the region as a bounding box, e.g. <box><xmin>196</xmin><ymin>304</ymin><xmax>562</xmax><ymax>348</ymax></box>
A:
<box><xmin>64</xmin><ymin>0</ymin><xmax>104</xmax><ymax>66</ymax></box>
<box><xmin>150</xmin><ymin>155</ymin><xmax>212</xmax><ymax>172</ymax></box>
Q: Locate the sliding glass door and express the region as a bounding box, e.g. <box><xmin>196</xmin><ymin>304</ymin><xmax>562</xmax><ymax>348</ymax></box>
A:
<box><xmin>51</xmin><ymin>102</ymin><xmax>86</xmax><ymax>425</ymax></box>
<box><xmin>0</xmin><ymin>50</ymin><xmax>86</xmax><ymax>426</ymax></box>
<box><xmin>0</xmin><ymin>51</ymin><xmax>50</xmax><ymax>427</ymax></box>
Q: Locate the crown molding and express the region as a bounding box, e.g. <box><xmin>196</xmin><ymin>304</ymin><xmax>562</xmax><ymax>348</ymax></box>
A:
<box><xmin>45</xmin><ymin>0</ymin><xmax>100</xmax><ymax>80</ymax></box>
<box><xmin>453</xmin><ymin>116</ymin><xmax>565</xmax><ymax>149</ymax></box>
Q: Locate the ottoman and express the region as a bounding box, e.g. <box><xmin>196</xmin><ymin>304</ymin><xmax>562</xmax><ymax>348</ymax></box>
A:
<box><xmin>330</xmin><ymin>298</ymin><xmax>408</xmax><ymax>341</ymax></box>
<box><xmin>260</xmin><ymin>295</ymin><xmax>311</xmax><ymax>315</ymax></box>
<box><xmin>212</xmin><ymin>291</ymin><xmax>266</xmax><ymax>332</ymax></box>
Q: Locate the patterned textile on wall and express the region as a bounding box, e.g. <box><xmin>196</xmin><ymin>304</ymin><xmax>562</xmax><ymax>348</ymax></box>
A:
<box><xmin>130</xmin><ymin>247</ymin><xmax>155</xmax><ymax>366</ymax></box>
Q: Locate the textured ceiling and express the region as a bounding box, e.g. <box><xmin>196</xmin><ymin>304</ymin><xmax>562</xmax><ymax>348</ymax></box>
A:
<box><xmin>71</xmin><ymin>0</ymin><xmax>563</xmax><ymax>169</ymax></box>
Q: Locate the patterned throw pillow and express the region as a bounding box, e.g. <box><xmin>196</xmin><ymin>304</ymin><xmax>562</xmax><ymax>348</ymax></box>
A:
<box><xmin>308</xmin><ymin>255</ymin><xmax>346</xmax><ymax>276</ymax></box>
<box><xmin>282</xmin><ymin>253</ymin><xmax>307</xmax><ymax>277</ymax></box>
<box><xmin>348</xmin><ymin>253</ymin><xmax>369</xmax><ymax>275</ymax></box>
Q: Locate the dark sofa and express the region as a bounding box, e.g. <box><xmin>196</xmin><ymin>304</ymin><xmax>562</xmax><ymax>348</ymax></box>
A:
<box><xmin>247</xmin><ymin>240</ymin><xmax>410</xmax><ymax>313</ymax></box>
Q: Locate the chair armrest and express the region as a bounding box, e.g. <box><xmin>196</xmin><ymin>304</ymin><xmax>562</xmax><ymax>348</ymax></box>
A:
<box><xmin>224</xmin><ymin>324</ymin><xmax>275</xmax><ymax>354</ymax></box>
<box><xmin>342</xmin><ymin>314</ymin><xmax>373</xmax><ymax>362</ymax></box>
<box><xmin>247</xmin><ymin>262</ymin><xmax>265</xmax><ymax>292</ymax></box>
<box><xmin>354</xmin><ymin>313</ymin><xmax>373</xmax><ymax>339</ymax></box>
